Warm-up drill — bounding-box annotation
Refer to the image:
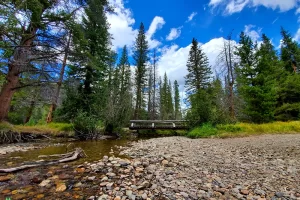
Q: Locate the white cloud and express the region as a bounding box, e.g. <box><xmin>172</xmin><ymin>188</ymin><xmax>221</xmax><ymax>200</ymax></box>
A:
<box><xmin>226</xmin><ymin>0</ymin><xmax>250</xmax><ymax>14</ymax></box>
<box><xmin>146</xmin><ymin>16</ymin><xmax>166</xmax><ymax>49</ymax></box>
<box><xmin>209</xmin><ymin>0</ymin><xmax>300</xmax><ymax>15</ymax></box>
<box><xmin>252</xmin><ymin>0</ymin><xmax>299</xmax><ymax>12</ymax></box>
<box><xmin>187</xmin><ymin>12</ymin><xmax>197</xmax><ymax>22</ymax></box>
<box><xmin>244</xmin><ymin>24</ymin><xmax>261</xmax><ymax>42</ymax></box>
<box><xmin>296</xmin><ymin>7</ymin><xmax>300</xmax><ymax>14</ymax></box>
<box><xmin>107</xmin><ymin>1</ymin><xmax>165</xmax><ymax>50</ymax></box>
<box><xmin>294</xmin><ymin>28</ymin><xmax>300</xmax><ymax>42</ymax></box>
<box><xmin>209</xmin><ymin>0</ymin><xmax>225</xmax><ymax>7</ymax></box>
<box><xmin>166</xmin><ymin>27</ymin><xmax>182</xmax><ymax>41</ymax></box>
<box><xmin>158</xmin><ymin>38</ymin><xmax>237</xmax><ymax>95</ymax></box>
<box><xmin>107</xmin><ymin>0</ymin><xmax>138</xmax><ymax>50</ymax></box>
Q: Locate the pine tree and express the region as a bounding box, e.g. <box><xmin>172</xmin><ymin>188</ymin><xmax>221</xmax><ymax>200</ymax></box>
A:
<box><xmin>119</xmin><ymin>46</ymin><xmax>131</xmax><ymax>95</ymax></box>
<box><xmin>167</xmin><ymin>80</ymin><xmax>174</xmax><ymax>119</ymax></box>
<box><xmin>185</xmin><ymin>38</ymin><xmax>212</xmax><ymax>126</ymax></box>
<box><xmin>280</xmin><ymin>28</ymin><xmax>300</xmax><ymax>73</ymax></box>
<box><xmin>275</xmin><ymin>28</ymin><xmax>300</xmax><ymax>120</ymax></box>
<box><xmin>70</xmin><ymin>0</ymin><xmax>111</xmax><ymax>114</ymax></box>
<box><xmin>174</xmin><ymin>80</ymin><xmax>181</xmax><ymax>120</ymax></box>
<box><xmin>235</xmin><ymin>32</ymin><xmax>278</xmax><ymax>123</ymax></box>
<box><xmin>185</xmin><ymin>38</ymin><xmax>212</xmax><ymax>93</ymax></box>
<box><xmin>133</xmin><ymin>23</ymin><xmax>149</xmax><ymax>119</ymax></box>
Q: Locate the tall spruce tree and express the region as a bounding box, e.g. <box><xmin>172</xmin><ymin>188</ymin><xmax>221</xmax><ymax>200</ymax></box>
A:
<box><xmin>275</xmin><ymin>28</ymin><xmax>300</xmax><ymax>120</ymax></box>
<box><xmin>185</xmin><ymin>38</ymin><xmax>211</xmax><ymax>93</ymax></box>
<box><xmin>280</xmin><ymin>28</ymin><xmax>300</xmax><ymax>73</ymax></box>
<box><xmin>185</xmin><ymin>38</ymin><xmax>212</xmax><ymax>126</ymax></box>
<box><xmin>57</xmin><ymin>0</ymin><xmax>111</xmax><ymax>138</ymax></box>
<box><xmin>236</xmin><ymin>33</ymin><xmax>278</xmax><ymax>123</ymax></box>
<box><xmin>174</xmin><ymin>80</ymin><xmax>181</xmax><ymax>120</ymax></box>
<box><xmin>133</xmin><ymin>23</ymin><xmax>149</xmax><ymax>119</ymax></box>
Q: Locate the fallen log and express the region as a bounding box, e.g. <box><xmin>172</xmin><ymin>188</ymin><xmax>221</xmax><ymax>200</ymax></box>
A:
<box><xmin>0</xmin><ymin>148</ymin><xmax>86</xmax><ymax>173</ymax></box>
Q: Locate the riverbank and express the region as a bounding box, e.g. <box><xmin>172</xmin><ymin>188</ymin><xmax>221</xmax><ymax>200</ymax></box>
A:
<box><xmin>0</xmin><ymin>134</ymin><xmax>299</xmax><ymax>199</ymax></box>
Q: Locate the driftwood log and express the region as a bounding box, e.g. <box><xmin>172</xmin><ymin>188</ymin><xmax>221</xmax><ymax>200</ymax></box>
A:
<box><xmin>0</xmin><ymin>148</ymin><xmax>86</xmax><ymax>173</ymax></box>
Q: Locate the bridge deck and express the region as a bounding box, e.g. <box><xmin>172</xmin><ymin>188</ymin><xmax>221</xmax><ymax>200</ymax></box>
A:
<box><xmin>129</xmin><ymin>120</ymin><xmax>188</xmax><ymax>130</ymax></box>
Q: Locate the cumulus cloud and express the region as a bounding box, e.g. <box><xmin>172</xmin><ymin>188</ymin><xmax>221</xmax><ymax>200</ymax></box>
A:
<box><xmin>294</xmin><ymin>28</ymin><xmax>300</xmax><ymax>42</ymax></box>
<box><xmin>146</xmin><ymin>16</ymin><xmax>166</xmax><ymax>49</ymax></box>
<box><xmin>209</xmin><ymin>0</ymin><xmax>300</xmax><ymax>15</ymax></box>
<box><xmin>107</xmin><ymin>1</ymin><xmax>165</xmax><ymax>50</ymax></box>
<box><xmin>166</xmin><ymin>27</ymin><xmax>182</xmax><ymax>41</ymax></box>
<box><xmin>244</xmin><ymin>24</ymin><xmax>262</xmax><ymax>42</ymax></box>
<box><xmin>187</xmin><ymin>12</ymin><xmax>197</xmax><ymax>22</ymax></box>
<box><xmin>107</xmin><ymin>0</ymin><xmax>138</xmax><ymax>50</ymax></box>
<box><xmin>157</xmin><ymin>38</ymin><xmax>237</xmax><ymax>95</ymax></box>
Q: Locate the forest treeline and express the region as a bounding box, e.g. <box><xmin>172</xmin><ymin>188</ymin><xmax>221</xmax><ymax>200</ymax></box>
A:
<box><xmin>0</xmin><ymin>0</ymin><xmax>299</xmax><ymax>139</ymax></box>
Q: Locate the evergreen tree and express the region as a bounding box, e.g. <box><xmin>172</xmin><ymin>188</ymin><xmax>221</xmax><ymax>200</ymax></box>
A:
<box><xmin>235</xmin><ymin>32</ymin><xmax>278</xmax><ymax>123</ymax></box>
<box><xmin>167</xmin><ymin>80</ymin><xmax>174</xmax><ymax>119</ymax></box>
<box><xmin>275</xmin><ymin>28</ymin><xmax>300</xmax><ymax>120</ymax></box>
<box><xmin>185</xmin><ymin>38</ymin><xmax>211</xmax><ymax>93</ymax></box>
<box><xmin>280</xmin><ymin>28</ymin><xmax>300</xmax><ymax>73</ymax></box>
<box><xmin>209</xmin><ymin>78</ymin><xmax>229</xmax><ymax>124</ymax></box>
<box><xmin>174</xmin><ymin>80</ymin><xmax>181</xmax><ymax>120</ymax></box>
<box><xmin>185</xmin><ymin>38</ymin><xmax>212</xmax><ymax>126</ymax></box>
<box><xmin>57</xmin><ymin>0</ymin><xmax>111</xmax><ymax>138</ymax></box>
<box><xmin>119</xmin><ymin>46</ymin><xmax>131</xmax><ymax>95</ymax></box>
<box><xmin>133</xmin><ymin>23</ymin><xmax>149</xmax><ymax>119</ymax></box>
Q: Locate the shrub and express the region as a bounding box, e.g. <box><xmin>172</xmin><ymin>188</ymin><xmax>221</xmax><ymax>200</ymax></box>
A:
<box><xmin>217</xmin><ymin>124</ymin><xmax>243</xmax><ymax>132</ymax></box>
<box><xmin>187</xmin><ymin>123</ymin><xmax>218</xmax><ymax>138</ymax></box>
<box><xmin>73</xmin><ymin>111</ymin><xmax>98</xmax><ymax>140</ymax></box>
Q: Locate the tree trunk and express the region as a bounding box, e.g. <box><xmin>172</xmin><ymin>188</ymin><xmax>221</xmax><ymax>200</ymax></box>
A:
<box><xmin>0</xmin><ymin>26</ymin><xmax>37</xmax><ymax>122</ymax></box>
<box><xmin>0</xmin><ymin>64</ymin><xmax>19</xmax><ymax>121</ymax></box>
<box><xmin>46</xmin><ymin>32</ymin><xmax>71</xmax><ymax>123</ymax></box>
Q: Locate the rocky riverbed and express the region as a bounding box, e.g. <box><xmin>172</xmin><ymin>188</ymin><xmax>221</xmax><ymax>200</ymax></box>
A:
<box><xmin>0</xmin><ymin>134</ymin><xmax>300</xmax><ymax>199</ymax></box>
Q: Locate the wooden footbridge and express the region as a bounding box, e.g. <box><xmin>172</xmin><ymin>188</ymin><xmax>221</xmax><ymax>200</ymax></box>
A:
<box><xmin>129</xmin><ymin>120</ymin><xmax>188</xmax><ymax>130</ymax></box>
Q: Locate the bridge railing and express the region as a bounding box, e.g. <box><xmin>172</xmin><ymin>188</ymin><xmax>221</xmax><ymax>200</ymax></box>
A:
<box><xmin>129</xmin><ymin>120</ymin><xmax>188</xmax><ymax>130</ymax></box>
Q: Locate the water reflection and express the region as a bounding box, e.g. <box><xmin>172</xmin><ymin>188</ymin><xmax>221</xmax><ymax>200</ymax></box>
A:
<box><xmin>0</xmin><ymin>139</ymin><xmax>130</xmax><ymax>167</ymax></box>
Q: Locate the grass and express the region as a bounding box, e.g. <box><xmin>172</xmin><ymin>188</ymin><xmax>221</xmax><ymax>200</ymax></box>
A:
<box><xmin>0</xmin><ymin>122</ymin><xmax>74</xmax><ymax>136</ymax></box>
<box><xmin>188</xmin><ymin>121</ymin><xmax>300</xmax><ymax>138</ymax></box>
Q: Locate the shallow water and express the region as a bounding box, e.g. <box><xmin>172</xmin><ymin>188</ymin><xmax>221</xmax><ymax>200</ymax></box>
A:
<box><xmin>0</xmin><ymin>139</ymin><xmax>130</xmax><ymax>168</ymax></box>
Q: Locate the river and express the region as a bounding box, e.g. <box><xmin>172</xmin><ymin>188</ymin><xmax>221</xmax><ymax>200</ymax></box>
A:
<box><xmin>0</xmin><ymin>138</ymin><xmax>132</xmax><ymax>168</ymax></box>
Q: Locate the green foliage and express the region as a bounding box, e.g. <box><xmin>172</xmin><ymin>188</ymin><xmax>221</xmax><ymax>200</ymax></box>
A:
<box><xmin>187</xmin><ymin>123</ymin><xmax>218</xmax><ymax>138</ymax></box>
<box><xmin>186</xmin><ymin>89</ymin><xmax>212</xmax><ymax>127</ymax></box>
<box><xmin>174</xmin><ymin>80</ymin><xmax>181</xmax><ymax>120</ymax></box>
<box><xmin>235</xmin><ymin>32</ymin><xmax>278</xmax><ymax>123</ymax></box>
<box><xmin>159</xmin><ymin>73</ymin><xmax>174</xmax><ymax>120</ymax></box>
<box><xmin>185</xmin><ymin>38</ymin><xmax>212</xmax><ymax>93</ymax></box>
<box><xmin>73</xmin><ymin>111</ymin><xmax>98</xmax><ymax>140</ymax></box>
<box><xmin>280</xmin><ymin>28</ymin><xmax>300</xmax><ymax>72</ymax></box>
<box><xmin>275</xmin><ymin>73</ymin><xmax>300</xmax><ymax>121</ymax></box>
<box><xmin>133</xmin><ymin>23</ymin><xmax>149</xmax><ymax>119</ymax></box>
<box><xmin>185</xmin><ymin>38</ymin><xmax>213</xmax><ymax>127</ymax></box>
<box><xmin>216</xmin><ymin>124</ymin><xmax>243</xmax><ymax>132</ymax></box>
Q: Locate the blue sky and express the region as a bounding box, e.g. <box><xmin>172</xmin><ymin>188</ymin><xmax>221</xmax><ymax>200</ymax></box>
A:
<box><xmin>106</xmin><ymin>0</ymin><xmax>300</xmax><ymax>96</ymax></box>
